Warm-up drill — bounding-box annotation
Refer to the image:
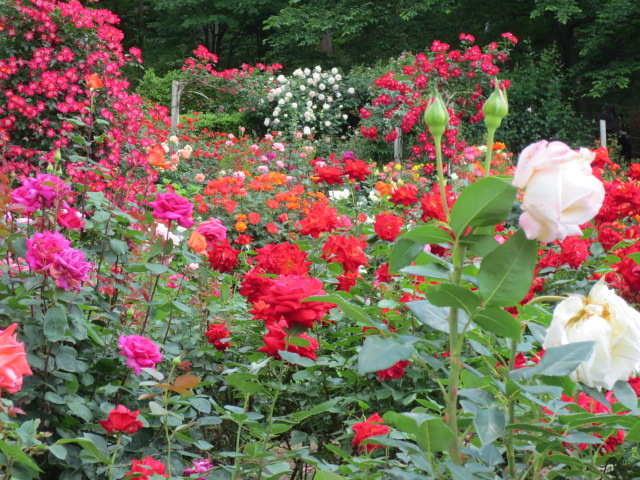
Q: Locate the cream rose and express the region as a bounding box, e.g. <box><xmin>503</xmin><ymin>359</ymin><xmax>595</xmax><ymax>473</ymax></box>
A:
<box><xmin>512</xmin><ymin>141</ymin><xmax>604</xmax><ymax>243</ymax></box>
<box><xmin>543</xmin><ymin>283</ymin><xmax>640</xmax><ymax>390</ymax></box>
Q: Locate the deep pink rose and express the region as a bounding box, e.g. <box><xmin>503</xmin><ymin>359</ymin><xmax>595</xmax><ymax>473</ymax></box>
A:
<box><xmin>195</xmin><ymin>218</ymin><xmax>227</xmax><ymax>248</ymax></box>
<box><xmin>0</xmin><ymin>324</ymin><xmax>32</xmax><ymax>394</ymax></box>
<box><xmin>11</xmin><ymin>174</ymin><xmax>71</xmax><ymax>213</ymax></box>
<box><xmin>118</xmin><ymin>335</ymin><xmax>162</xmax><ymax>375</ymax></box>
<box><xmin>57</xmin><ymin>205</ymin><xmax>85</xmax><ymax>229</ymax></box>
<box><xmin>26</xmin><ymin>231</ymin><xmax>71</xmax><ymax>271</ymax></box>
<box><xmin>49</xmin><ymin>247</ymin><xmax>92</xmax><ymax>291</ymax></box>
<box><xmin>148</xmin><ymin>192</ymin><xmax>195</xmax><ymax>228</ymax></box>
<box><xmin>259</xmin><ymin>275</ymin><xmax>334</xmax><ymax>329</ymax></box>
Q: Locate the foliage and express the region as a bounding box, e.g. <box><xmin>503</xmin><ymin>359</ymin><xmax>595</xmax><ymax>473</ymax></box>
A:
<box><xmin>499</xmin><ymin>46</ymin><xmax>593</xmax><ymax>151</ymax></box>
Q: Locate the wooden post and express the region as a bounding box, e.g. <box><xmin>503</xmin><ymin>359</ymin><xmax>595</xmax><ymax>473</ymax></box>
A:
<box><xmin>600</xmin><ymin>119</ymin><xmax>607</xmax><ymax>148</ymax></box>
<box><xmin>171</xmin><ymin>81</ymin><xmax>187</xmax><ymax>134</ymax></box>
<box><xmin>393</xmin><ymin>127</ymin><xmax>403</xmax><ymax>162</ymax></box>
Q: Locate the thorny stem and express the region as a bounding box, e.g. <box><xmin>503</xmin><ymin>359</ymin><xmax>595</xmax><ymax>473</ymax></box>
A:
<box><xmin>434</xmin><ymin>137</ymin><xmax>450</xmax><ymax>222</ymax></box>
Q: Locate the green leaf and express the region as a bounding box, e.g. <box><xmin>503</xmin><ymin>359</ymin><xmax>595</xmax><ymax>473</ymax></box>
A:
<box><xmin>291</xmin><ymin>399</ymin><xmax>339</xmax><ymax>422</ymax></box>
<box><xmin>613</xmin><ymin>380</ymin><xmax>638</xmax><ymax>410</ymax></box>
<box><xmin>403</xmin><ymin>225</ymin><xmax>452</xmax><ymax>245</ymax></box>
<box><xmin>474</xmin><ymin>408</ymin><xmax>506</xmax><ymax>445</ymax></box>
<box><xmin>109</xmin><ymin>239</ymin><xmax>128</xmax><ymax>256</ymax></box>
<box><xmin>477</xmin><ymin>229</ymin><xmax>538</xmax><ymax>307</ymax></box>
<box><xmin>449</xmin><ymin>176</ymin><xmax>517</xmax><ymax>237</ymax></box>
<box><xmin>459</xmin><ymin>234</ymin><xmax>500</xmax><ymax>257</ymax></box>
<box><xmin>473</xmin><ymin>308</ymin><xmax>521</xmax><ymax>339</ymax></box>
<box><xmin>406</xmin><ymin>300</ymin><xmax>465</xmax><ymax>333</ymax></box>
<box><xmin>44</xmin><ymin>307</ymin><xmax>67</xmax><ymax>342</ymax></box>
<box><xmin>0</xmin><ymin>439</ymin><xmax>43</xmax><ymax>472</ymax></box>
<box><xmin>357</xmin><ymin>336</ymin><xmax>414</xmax><ymax>374</ymax></box>
<box><xmin>145</xmin><ymin>263</ymin><xmax>169</xmax><ymax>274</ymax></box>
<box><xmin>55</xmin><ymin>438</ymin><xmax>109</xmax><ymax>464</ymax></box>
<box><xmin>314</xmin><ymin>472</ymin><xmax>346</xmax><ymax>480</ymax></box>
<box><xmin>424</xmin><ymin>283</ymin><xmax>480</xmax><ymax>315</ymax></box>
<box><xmin>91</xmin><ymin>211</ymin><xmax>111</xmax><ymax>223</ymax></box>
<box><xmin>392</xmin><ymin>412</ymin><xmax>453</xmax><ymax>453</ymax></box>
<box><xmin>512</xmin><ymin>342</ymin><xmax>595</xmax><ymax>380</ymax></box>
<box><xmin>278</xmin><ymin>350</ymin><xmax>315</xmax><ymax>367</ymax></box>
<box><xmin>389</xmin><ymin>237</ymin><xmax>425</xmax><ymax>273</ymax></box>
<box><xmin>305</xmin><ymin>294</ymin><xmax>377</xmax><ymax>328</ymax></box>
<box><xmin>399</xmin><ymin>263</ymin><xmax>450</xmax><ymax>281</ymax></box>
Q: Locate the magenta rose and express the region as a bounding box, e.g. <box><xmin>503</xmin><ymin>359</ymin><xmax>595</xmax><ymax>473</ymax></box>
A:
<box><xmin>195</xmin><ymin>218</ymin><xmax>227</xmax><ymax>248</ymax></box>
<box><xmin>11</xmin><ymin>174</ymin><xmax>71</xmax><ymax>213</ymax></box>
<box><xmin>57</xmin><ymin>205</ymin><xmax>85</xmax><ymax>230</ymax></box>
<box><xmin>148</xmin><ymin>193</ymin><xmax>195</xmax><ymax>228</ymax></box>
<box><xmin>118</xmin><ymin>335</ymin><xmax>162</xmax><ymax>375</ymax></box>
<box><xmin>26</xmin><ymin>231</ymin><xmax>71</xmax><ymax>271</ymax></box>
<box><xmin>260</xmin><ymin>275</ymin><xmax>334</xmax><ymax>329</ymax></box>
<box><xmin>48</xmin><ymin>247</ymin><xmax>92</xmax><ymax>291</ymax></box>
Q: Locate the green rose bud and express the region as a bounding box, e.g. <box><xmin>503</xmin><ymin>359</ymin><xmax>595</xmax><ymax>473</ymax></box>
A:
<box><xmin>423</xmin><ymin>89</ymin><xmax>449</xmax><ymax>139</ymax></box>
<box><xmin>483</xmin><ymin>81</ymin><xmax>508</xmax><ymax>130</ymax></box>
<box><xmin>53</xmin><ymin>149</ymin><xmax>62</xmax><ymax>162</ymax></box>
<box><xmin>172</xmin><ymin>356</ymin><xmax>182</xmax><ymax>366</ymax></box>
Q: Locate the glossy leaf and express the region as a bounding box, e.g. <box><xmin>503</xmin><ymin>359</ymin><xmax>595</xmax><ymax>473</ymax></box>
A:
<box><xmin>511</xmin><ymin>342</ymin><xmax>595</xmax><ymax>380</ymax></box>
<box><xmin>473</xmin><ymin>307</ymin><xmax>521</xmax><ymax>339</ymax></box>
<box><xmin>357</xmin><ymin>336</ymin><xmax>414</xmax><ymax>374</ymax></box>
<box><xmin>449</xmin><ymin>176</ymin><xmax>517</xmax><ymax>238</ymax></box>
<box><xmin>478</xmin><ymin>229</ymin><xmax>537</xmax><ymax>307</ymax></box>
<box><xmin>389</xmin><ymin>237</ymin><xmax>425</xmax><ymax>273</ymax></box>
<box><xmin>425</xmin><ymin>283</ymin><xmax>481</xmax><ymax>315</ymax></box>
<box><xmin>403</xmin><ymin>225</ymin><xmax>453</xmax><ymax>245</ymax></box>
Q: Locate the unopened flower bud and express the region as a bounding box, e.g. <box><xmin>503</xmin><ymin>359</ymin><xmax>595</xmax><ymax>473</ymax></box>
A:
<box><xmin>483</xmin><ymin>81</ymin><xmax>508</xmax><ymax>130</ymax></box>
<box><xmin>424</xmin><ymin>90</ymin><xmax>449</xmax><ymax>139</ymax></box>
<box><xmin>172</xmin><ymin>356</ymin><xmax>182</xmax><ymax>366</ymax></box>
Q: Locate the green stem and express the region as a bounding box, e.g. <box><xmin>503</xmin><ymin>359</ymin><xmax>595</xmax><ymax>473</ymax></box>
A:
<box><xmin>505</xmin><ymin>338</ymin><xmax>519</xmax><ymax>479</ymax></box>
<box><xmin>257</xmin><ymin>358</ymin><xmax>287</xmax><ymax>480</ymax></box>
<box><xmin>163</xmin><ymin>363</ymin><xmax>177</xmax><ymax>476</ymax></box>
<box><xmin>108</xmin><ymin>433</ymin><xmax>122</xmax><ymax>480</ymax></box>
<box><xmin>434</xmin><ymin>136</ymin><xmax>450</xmax><ymax>222</ymax></box>
<box><xmin>483</xmin><ymin>129</ymin><xmax>496</xmax><ymax>177</ymax></box>
<box><xmin>231</xmin><ymin>394</ymin><xmax>251</xmax><ymax>480</ymax></box>
<box><xmin>445</xmin><ymin>240</ymin><xmax>466</xmax><ymax>465</ymax></box>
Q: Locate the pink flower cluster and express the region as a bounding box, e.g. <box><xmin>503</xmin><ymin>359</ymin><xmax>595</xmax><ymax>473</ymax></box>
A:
<box><xmin>26</xmin><ymin>231</ymin><xmax>92</xmax><ymax>291</ymax></box>
<box><xmin>11</xmin><ymin>174</ymin><xmax>71</xmax><ymax>213</ymax></box>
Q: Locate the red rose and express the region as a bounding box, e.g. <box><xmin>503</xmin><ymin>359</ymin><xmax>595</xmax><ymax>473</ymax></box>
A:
<box><xmin>254</xmin><ymin>242</ymin><xmax>311</xmax><ymax>276</ymax></box>
<box><xmin>352</xmin><ymin>413</ymin><xmax>390</xmax><ymax>453</ymax></box>
<box><xmin>124</xmin><ymin>457</ymin><xmax>168</xmax><ymax>480</ymax></box>
<box><xmin>98</xmin><ymin>405</ymin><xmax>143</xmax><ymax>434</ymax></box>
<box><xmin>149</xmin><ymin>192</ymin><xmax>195</xmax><ymax>228</ymax></box>
<box><xmin>259</xmin><ymin>275</ymin><xmax>333</xmax><ymax>329</ymax></box>
<box><xmin>258</xmin><ymin>319</ymin><xmax>319</xmax><ymax>360</ymax></box>
<box><xmin>240</xmin><ymin>267</ymin><xmax>276</xmax><ymax>303</ymax></box>
<box><xmin>205</xmin><ymin>323</ymin><xmax>231</xmax><ymax>351</ymax></box>
<box><xmin>376</xmin><ymin>360</ymin><xmax>410</xmax><ymax>382</ymax></box>
<box><xmin>321</xmin><ymin>235</ymin><xmax>369</xmax><ymax>272</ymax></box>
<box><xmin>373</xmin><ymin>213</ymin><xmax>403</xmax><ymax>242</ymax></box>
<box><xmin>207</xmin><ymin>239</ymin><xmax>240</xmax><ymax>273</ymax></box>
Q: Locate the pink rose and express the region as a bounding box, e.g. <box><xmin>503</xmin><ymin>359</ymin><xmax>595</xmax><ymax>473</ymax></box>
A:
<box><xmin>57</xmin><ymin>205</ymin><xmax>85</xmax><ymax>230</ymax></box>
<box><xmin>26</xmin><ymin>231</ymin><xmax>71</xmax><ymax>271</ymax></box>
<box><xmin>0</xmin><ymin>324</ymin><xmax>32</xmax><ymax>394</ymax></box>
<box><xmin>48</xmin><ymin>247</ymin><xmax>92</xmax><ymax>291</ymax></box>
<box><xmin>118</xmin><ymin>335</ymin><xmax>162</xmax><ymax>375</ymax></box>
<box><xmin>512</xmin><ymin>141</ymin><xmax>604</xmax><ymax>243</ymax></box>
<box><xmin>11</xmin><ymin>174</ymin><xmax>71</xmax><ymax>213</ymax></box>
<box><xmin>148</xmin><ymin>193</ymin><xmax>195</xmax><ymax>228</ymax></box>
<box><xmin>195</xmin><ymin>218</ymin><xmax>227</xmax><ymax>248</ymax></box>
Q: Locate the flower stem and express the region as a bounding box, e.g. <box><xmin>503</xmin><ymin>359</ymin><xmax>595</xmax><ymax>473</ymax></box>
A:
<box><xmin>483</xmin><ymin>129</ymin><xmax>496</xmax><ymax>177</ymax></box>
<box><xmin>108</xmin><ymin>433</ymin><xmax>122</xmax><ymax>480</ymax></box>
<box><xmin>434</xmin><ymin>137</ymin><xmax>450</xmax><ymax>222</ymax></box>
<box><xmin>505</xmin><ymin>338</ymin><xmax>519</xmax><ymax>479</ymax></box>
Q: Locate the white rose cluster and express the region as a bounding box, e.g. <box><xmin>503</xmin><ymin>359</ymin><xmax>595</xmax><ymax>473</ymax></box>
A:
<box><xmin>261</xmin><ymin>66</ymin><xmax>352</xmax><ymax>139</ymax></box>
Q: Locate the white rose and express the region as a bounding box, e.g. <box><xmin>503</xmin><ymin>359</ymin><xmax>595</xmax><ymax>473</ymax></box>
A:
<box><xmin>512</xmin><ymin>140</ymin><xmax>604</xmax><ymax>243</ymax></box>
<box><xmin>328</xmin><ymin>189</ymin><xmax>350</xmax><ymax>201</ymax></box>
<box><xmin>264</xmin><ymin>118</ymin><xmax>270</xmax><ymax>126</ymax></box>
<box><xmin>319</xmin><ymin>83</ymin><xmax>326</xmax><ymax>91</ymax></box>
<box><xmin>300</xmin><ymin>85</ymin><xmax>306</xmax><ymax>91</ymax></box>
<box><xmin>347</xmin><ymin>87</ymin><xmax>355</xmax><ymax>94</ymax></box>
<box><xmin>543</xmin><ymin>282</ymin><xmax>640</xmax><ymax>390</ymax></box>
<box><xmin>303</xmin><ymin>126</ymin><xmax>311</xmax><ymax>135</ymax></box>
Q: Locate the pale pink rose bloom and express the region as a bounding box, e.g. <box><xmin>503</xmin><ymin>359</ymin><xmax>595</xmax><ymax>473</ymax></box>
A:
<box><xmin>513</xmin><ymin>141</ymin><xmax>604</xmax><ymax>243</ymax></box>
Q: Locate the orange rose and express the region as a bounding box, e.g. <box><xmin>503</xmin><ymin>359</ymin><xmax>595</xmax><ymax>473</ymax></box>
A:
<box><xmin>87</xmin><ymin>74</ymin><xmax>104</xmax><ymax>89</ymax></box>
<box><xmin>235</xmin><ymin>213</ymin><xmax>247</xmax><ymax>221</ymax></box>
<box><xmin>147</xmin><ymin>145</ymin><xmax>166</xmax><ymax>168</ymax></box>
<box><xmin>187</xmin><ymin>231</ymin><xmax>207</xmax><ymax>254</ymax></box>
<box><xmin>0</xmin><ymin>324</ymin><xmax>32</xmax><ymax>394</ymax></box>
<box><xmin>235</xmin><ymin>221</ymin><xmax>247</xmax><ymax>232</ymax></box>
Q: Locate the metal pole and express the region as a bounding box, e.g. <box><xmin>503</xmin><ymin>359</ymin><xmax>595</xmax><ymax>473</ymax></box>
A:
<box><xmin>600</xmin><ymin>119</ymin><xmax>607</xmax><ymax>149</ymax></box>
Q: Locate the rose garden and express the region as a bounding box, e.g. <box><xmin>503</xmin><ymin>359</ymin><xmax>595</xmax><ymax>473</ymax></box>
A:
<box><xmin>2</xmin><ymin>0</ymin><xmax>640</xmax><ymax>479</ymax></box>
